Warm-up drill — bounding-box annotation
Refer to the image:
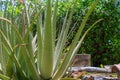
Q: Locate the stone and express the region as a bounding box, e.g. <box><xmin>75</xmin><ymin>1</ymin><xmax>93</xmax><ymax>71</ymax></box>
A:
<box><xmin>72</xmin><ymin>54</ymin><xmax>91</xmax><ymax>67</ymax></box>
<box><xmin>103</xmin><ymin>77</ymin><xmax>118</xmax><ymax>80</ymax></box>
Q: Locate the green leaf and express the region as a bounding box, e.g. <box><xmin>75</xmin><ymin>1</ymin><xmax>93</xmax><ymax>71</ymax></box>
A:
<box><xmin>2</xmin><ymin>41</ymin><xmax>26</xmax><ymax>79</ymax></box>
<box><xmin>39</xmin><ymin>0</ymin><xmax>54</xmax><ymax>79</ymax></box>
<box><xmin>52</xmin><ymin>0</ymin><xmax>58</xmax><ymax>52</ymax></box>
<box><xmin>54</xmin><ymin>6</ymin><xmax>74</xmax><ymax>72</ymax></box>
<box><xmin>0</xmin><ymin>74</ymin><xmax>10</xmax><ymax>80</ymax></box>
<box><xmin>52</xmin><ymin>0</ymin><xmax>100</xmax><ymax>80</ymax></box>
<box><xmin>0</xmin><ymin>17</ymin><xmax>39</xmax><ymax>80</ymax></box>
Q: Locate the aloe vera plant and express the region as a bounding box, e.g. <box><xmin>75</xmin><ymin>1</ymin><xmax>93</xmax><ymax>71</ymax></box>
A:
<box><xmin>0</xmin><ymin>0</ymin><xmax>102</xmax><ymax>80</ymax></box>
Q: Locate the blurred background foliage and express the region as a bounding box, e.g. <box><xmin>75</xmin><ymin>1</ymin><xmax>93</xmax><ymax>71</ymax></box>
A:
<box><xmin>57</xmin><ymin>0</ymin><xmax>120</xmax><ymax>66</ymax></box>
<box><xmin>0</xmin><ymin>0</ymin><xmax>120</xmax><ymax>66</ymax></box>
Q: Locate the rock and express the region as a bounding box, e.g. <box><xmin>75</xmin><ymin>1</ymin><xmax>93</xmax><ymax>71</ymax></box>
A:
<box><xmin>72</xmin><ymin>54</ymin><xmax>91</xmax><ymax>67</ymax></box>
<box><xmin>111</xmin><ymin>64</ymin><xmax>120</xmax><ymax>79</ymax></box>
<box><xmin>103</xmin><ymin>77</ymin><xmax>118</xmax><ymax>80</ymax></box>
<box><xmin>94</xmin><ymin>76</ymin><xmax>104</xmax><ymax>80</ymax></box>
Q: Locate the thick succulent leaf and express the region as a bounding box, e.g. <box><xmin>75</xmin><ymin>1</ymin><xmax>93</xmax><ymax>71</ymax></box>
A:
<box><xmin>0</xmin><ymin>74</ymin><xmax>10</xmax><ymax>80</ymax></box>
<box><xmin>2</xmin><ymin>40</ymin><xmax>26</xmax><ymax>79</ymax></box>
<box><xmin>62</xmin><ymin>19</ymin><xmax>103</xmax><ymax>74</ymax></box>
<box><xmin>0</xmin><ymin>17</ymin><xmax>39</xmax><ymax>79</ymax></box>
<box><xmin>0</xmin><ymin>29</ymin><xmax>13</xmax><ymax>52</ymax></box>
<box><xmin>52</xmin><ymin>0</ymin><xmax>59</xmax><ymax>71</ymax></box>
<box><xmin>54</xmin><ymin>11</ymin><xmax>68</xmax><ymax>71</ymax></box>
<box><xmin>2</xmin><ymin>42</ymin><xmax>14</xmax><ymax>77</ymax></box>
<box><xmin>39</xmin><ymin>0</ymin><xmax>54</xmax><ymax>79</ymax></box>
<box><xmin>25</xmin><ymin>2</ymin><xmax>30</xmax><ymax>27</ymax></box>
<box><xmin>54</xmin><ymin>7</ymin><xmax>74</xmax><ymax>72</ymax></box>
<box><xmin>0</xmin><ymin>30</ymin><xmax>9</xmax><ymax>73</ymax></box>
<box><xmin>52</xmin><ymin>0</ymin><xmax>99</xmax><ymax>80</ymax></box>
<box><xmin>37</xmin><ymin>13</ymin><xmax>43</xmax><ymax>72</ymax></box>
<box><xmin>52</xmin><ymin>0</ymin><xmax>58</xmax><ymax>51</ymax></box>
<box><xmin>26</xmin><ymin>33</ymin><xmax>35</xmax><ymax>62</ymax></box>
<box><xmin>32</xmin><ymin>34</ymin><xmax>37</xmax><ymax>54</ymax></box>
<box><xmin>0</xmin><ymin>17</ymin><xmax>12</xmax><ymax>24</ymax></box>
<box><xmin>6</xmin><ymin>58</ymin><xmax>14</xmax><ymax>77</ymax></box>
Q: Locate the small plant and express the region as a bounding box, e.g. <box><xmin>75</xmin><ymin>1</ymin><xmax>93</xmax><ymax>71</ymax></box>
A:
<box><xmin>0</xmin><ymin>0</ymin><xmax>102</xmax><ymax>80</ymax></box>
